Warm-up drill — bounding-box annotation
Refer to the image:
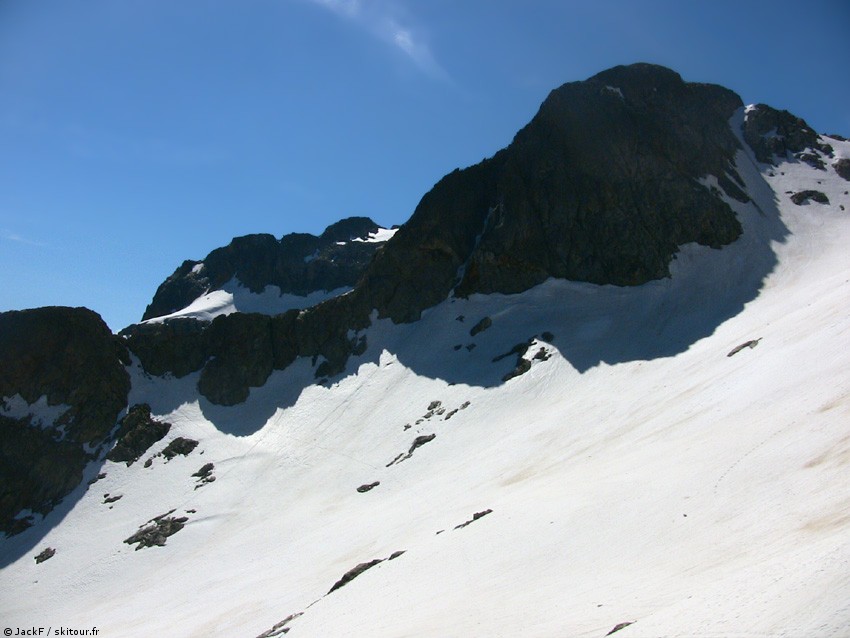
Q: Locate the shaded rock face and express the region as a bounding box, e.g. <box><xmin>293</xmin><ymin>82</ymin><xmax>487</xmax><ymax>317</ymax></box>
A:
<box><xmin>123</xmin><ymin>296</ymin><xmax>367</xmax><ymax>406</ymax></box>
<box><xmin>357</xmin><ymin>63</ymin><xmax>746</xmax><ymax>321</ymax></box>
<box><xmin>124</xmin><ymin>64</ymin><xmax>760</xmax><ymax>405</ymax></box>
<box><xmin>743</xmin><ymin>104</ymin><xmax>834</xmax><ymax>165</ymax></box>
<box><xmin>119</xmin><ymin>318</ymin><xmax>208</xmax><ymax>378</ymax></box>
<box><xmin>0</xmin><ymin>307</ymin><xmax>130</xmax><ymax>535</ymax></box>
<box><xmin>142</xmin><ymin>217</ymin><xmax>385</xmax><ymax>321</ymax></box>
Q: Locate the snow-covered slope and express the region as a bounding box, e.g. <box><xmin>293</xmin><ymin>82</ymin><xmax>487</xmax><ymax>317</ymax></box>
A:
<box><xmin>1</xmin><ymin>116</ymin><xmax>849</xmax><ymax>637</ymax></box>
<box><xmin>142</xmin><ymin>279</ymin><xmax>352</xmax><ymax>324</ymax></box>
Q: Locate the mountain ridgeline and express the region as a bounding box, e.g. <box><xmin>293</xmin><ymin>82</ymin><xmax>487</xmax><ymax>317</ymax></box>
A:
<box><xmin>123</xmin><ymin>63</ymin><xmax>754</xmax><ymax>405</ymax></box>
<box><xmin>2</xmin><ymin>63</ymin><xmax>847</xmax><ymax>535</ymax></box>
<box><xmin>142</xmin><ymin>216</ymin><xmax>385</xmax><ymax>321</ymax></box>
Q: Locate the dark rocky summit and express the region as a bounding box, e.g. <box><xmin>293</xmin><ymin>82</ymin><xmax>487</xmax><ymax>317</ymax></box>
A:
<box><xmin>0</xmin><ymin>307</ymin><xmax>130</xmax><ymax>536</ymax></box>
<box><xmin>122</xmin><ymin>63</ymin><xmax>768</xmax><ymax>407</ymax></box>
<box><xmin>743</xmin><ymin>104</ymin><xmax>834</xmax><ymax>166</ymax></box>
<box><xmin>357</xmin><ymin>63</ymin><xmax>746</xmax><ymax>322</ymax></box>
<box><xmin>142</xmin><ymin>216</ymin><xmax>387</xmax><ymax>321</ymax></box>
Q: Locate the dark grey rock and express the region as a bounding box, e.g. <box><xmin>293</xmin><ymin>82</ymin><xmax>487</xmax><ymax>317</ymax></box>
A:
<box><xmin>454</xmin><ymin>509</ymin><xmax>493</xmax><ymax>529</ymax></box>
<box><xmin>327</xmin><ymin>558</ymin><xmax>384</xmax><ymax>594</ymax></box>
<box><xmin>142</xmin><ymin>217</ymin><xmax>385</xmax><ymax>322</ymax></box>
<box><xmin>790</xmin><ymin>190</ymin><xmax>830</xmax><ymax>205</ymax></box>
<box><xmin>493</xmin><ymin>340</ymin><xmax>533</xmax><ymax>363</ymax></box>
<box><xmin>356</xmin><ymin>481</ymin><xmax>380</xmax><ymax>493</ymax></box>
<box><xmin>727</xmin><ymin>338</ymin><xmax>761</xmax><ymax>357</ymax></box>
<box><xmin>409</xmin><ymin>433</ymin><xmax>436</xmax><ymax>454</ymax></box>
<box><xmin>161</xmin><ymin>437</ymin><xmax>199</xmax><ymax>460</ymax></box>
<box><xmin>255</xmin><ymin>612</ymin><xmax>303</xmax><ymax>638</ymax></box>
<box><xmin>743</xmin><ymin>104</ymin><xmax>831</xmax><ymax>164</ymax></box>
<box><xmin>34</xmin><ymin>547</ymin><xmax>55</xmax><ymax>563</ymax></box>
<box><xmin>0</xmin><ymin>307</ymin><xmax>130</xmax><ymax>536</ymax></box>
<box><xmin>88</xmin><ymin>473</ymin><xmax>107</xmax><ymax>486</ymax></box>
<box><xmin>794</xmin><ymin>152</ymin><xmax>826</xmax><ymax>170</ymax></box>
<box><xmin>607</xmin><ymin>621</ymin><xmax>635</xmax><ymax>635</ymax></box>
<box><xmin>107</xmin><ymin>404</ymin><xmax>171</xmax><ymax>466</ymax></box>
<box><xmin>503</xmin><ymin>359</ymin><xmax>532</xmax><ymax>382</ymax></box>
<box><xmin>834</xmin><ymin>158</ymin><xmax>850</xmax><ymax>181</ymax></box>
<box><xmin>192</xmin><ymin>463</ymin><xmax>215</xmax><ymax>479</ymax></box>
<box><xmin>533</xmin><ymin>347</ymin><xmax>551</xmax><ymax>361</ymax></box>
<box><xmin>119</xmin><ymin>318</ymin><xmax>208</xmax><ymax>379</ymax></box>
<box><xmin>124</xmin><ymin>511</ymin><xmax>188</xmax><ymax>550</ymax></box>
<box><xmin>470</xmin><ymin>317</ymin><xmax>492</xmax><ymax>336</ymax></box>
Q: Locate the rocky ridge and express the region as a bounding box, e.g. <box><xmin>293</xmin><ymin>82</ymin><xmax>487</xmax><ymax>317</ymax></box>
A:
<box><xmin>2</xmin><ymin>62</ymin><xmax>846</xmax><ymax>535</ymax></box>
<box><xmin>124</xmin><ymin>63</ymin><xmax>766</xmax><ymax>406</ymax></box>
<box><xmin>142</xmin><ymin>216</ymin><xmax>389</xmax><ymax>321</ymax></box>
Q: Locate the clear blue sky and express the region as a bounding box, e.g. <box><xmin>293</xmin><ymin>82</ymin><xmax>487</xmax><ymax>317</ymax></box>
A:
<box><xmin>2</xmin><ymin>0</ymin><xmax>848</xmax><ymax>331</ymax></box>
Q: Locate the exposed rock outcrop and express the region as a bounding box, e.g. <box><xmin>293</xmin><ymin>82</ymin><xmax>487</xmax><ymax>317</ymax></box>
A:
<box><xmin>142</xmin><ymin>217</ymin><xmax>388</xmax><ymax>321</ymax></box>
<box><xmin>123</xmin><ymin>64</ymin><xmax>760</xmax><ymax>406</ymax></box>
<box><xmin>743</xmin><ymin>104</ymin><xmax>834</xmax><ymax>165</ymax></box>
<box><xmin>106</xmin><ymin>404</ymin><xmax>171</xmax><ymax>466</ymax></box>
<box><xmin>34</xmin><ymin>547</ymin><xmax>55</xmax><ymax>563</ymax></box>
<box><xmin>833</xmin><ymin>158</ymin><xmax>850</xmax><ymax>181</ymax></box>
<box><xmin>0</xmin><ymin>307</ymin><xmax>130</xmax><ymax>535</ymax></box>
<box><xmin>356</xmin><ymin>64</ymin><xmax>746</xmax><ymax>322</ymax></box>
<box><xmin>124</xmin><ymin>510</ymin><xmax>188</xmax><ymax>550</ymax></box>
<box><xmin>791</xmin><ymin>190</ymin><xmax>830</xmax><ymax>205</ymax></box>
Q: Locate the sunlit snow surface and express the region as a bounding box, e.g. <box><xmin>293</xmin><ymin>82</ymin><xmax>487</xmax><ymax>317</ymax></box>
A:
<box><xmin>143</xmin><ymin>279</ymin><xmax>352</xmax><ymax>323</ymax></box>
<box><xmin>351</xmin><ymin>227</ymin><xmax>398</xmax><ymax>243</ymax></box>
<box><xmin>2</xmin><ymin>115</ymin><xmax>850</xmax><ymax>637</ymax></box>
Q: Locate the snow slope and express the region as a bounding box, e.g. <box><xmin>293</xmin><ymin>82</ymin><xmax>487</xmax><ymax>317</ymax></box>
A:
<box><xmin>2</xmin><ymin>114</ymin><xmax>849</xmax><ymax>637</ymax></box>
<box><xmin>142</xmin><ymin>278</ymin><xmax>352</xmax><ymax>324</ymax></box>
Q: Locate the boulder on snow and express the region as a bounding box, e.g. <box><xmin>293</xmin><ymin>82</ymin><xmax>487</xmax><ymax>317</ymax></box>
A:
<box><xmin>790</xmin><ymin>190</ymin><xmax>830</xmax><ymax>205</ymax></box>
<box><xmin>834</xmin><ymin>158</ymin><xmax>850</xmax><ymax>181</ymax></box>
<box><xmin>161</xmin><ymin>437</ymin><xmax>199</xmax><ymax>460</ymax></box>
<box><xmin>124</xmin><ymin>511</ymin><xmax>189</xmax><ymax>550</ymax></box>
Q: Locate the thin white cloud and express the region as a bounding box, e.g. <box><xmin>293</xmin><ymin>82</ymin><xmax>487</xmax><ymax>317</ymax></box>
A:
<box><xmin>1</xmin><ymin>229</ymin><xmax>46</xmax><ymax>247</ymax></box>
<box><xmin>305</xmin><ymin>0</ymin><xmax>447</xmax><ymax>80</ymax></box>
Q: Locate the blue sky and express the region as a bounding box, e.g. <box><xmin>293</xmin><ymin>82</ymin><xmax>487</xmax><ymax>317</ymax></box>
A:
<box><xmin>2</xmin><ymin>0</ymin><xmax>848</xmax><ymax>331</ymax></box>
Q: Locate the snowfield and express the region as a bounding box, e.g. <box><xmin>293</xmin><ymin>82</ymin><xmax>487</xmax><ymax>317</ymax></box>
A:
<box><xmin>2</xmin><ymin>114</ymin><xmax>849</xmax><ymax>637</ymax></box>
<box><xmin>142</xmin><ymin>278</ymin><xmax>353</xmax><ymax>324</ymax></box>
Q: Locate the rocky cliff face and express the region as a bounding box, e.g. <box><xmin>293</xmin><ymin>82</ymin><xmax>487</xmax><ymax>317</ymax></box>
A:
<box><xmin>0</xmin><ymin>307</ymin><xmax>130</xmax><ymax>535</ymax></box>
<box><xmin>142</xmin><ymin>217</ymin><xmax>388</xmax><ymax>321</ymax></box>
<box><xmin>356</xmin><ymin>64</ymin><xmax>747</xmax><ymax>322</ymax></box>
<box><xmin>123</xmin><ymin>63</ymin><xmax>760</xmax><ymax>404</ymax></box>
<box><xmin>742</xmin><ymin>103</ymin><xmax>835</xmax><ymax>166</ymax></box>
